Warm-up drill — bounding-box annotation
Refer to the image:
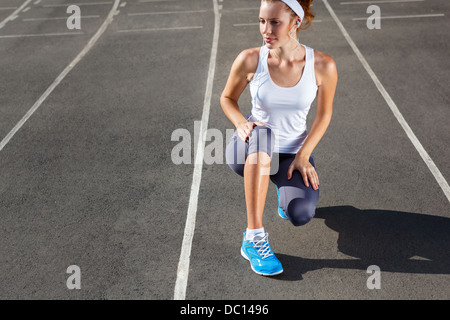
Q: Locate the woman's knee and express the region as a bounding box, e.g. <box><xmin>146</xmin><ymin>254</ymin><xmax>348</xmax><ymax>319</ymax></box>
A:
<box><xmin>286</xmin><ymin>198</ymin><xmax>317</xmax><ymax>226</ymax></box>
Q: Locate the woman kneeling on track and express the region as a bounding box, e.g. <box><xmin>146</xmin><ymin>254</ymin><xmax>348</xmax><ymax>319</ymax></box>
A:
<box><xmin>220</xmin><ymin>0</ymin><xmax>337</xmax><ymax>276</ymax></box>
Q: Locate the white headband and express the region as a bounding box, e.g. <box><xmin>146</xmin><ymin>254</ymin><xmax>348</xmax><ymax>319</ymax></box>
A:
<box><xmin>281</xmin><ymin>0</ymin><xmax>304</xmax><ymax>21</ymax></box>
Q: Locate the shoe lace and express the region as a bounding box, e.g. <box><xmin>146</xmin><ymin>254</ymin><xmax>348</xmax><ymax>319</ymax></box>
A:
<box><xmin>252</xmin><ymin>234</ymin><xmax>273</xmax><ymax>259</ymax></box>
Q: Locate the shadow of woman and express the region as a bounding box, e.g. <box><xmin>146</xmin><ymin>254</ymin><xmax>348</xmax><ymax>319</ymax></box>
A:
<box><xmin>276</xmin><ymin>205</ymin><xmax>450</xmax><ymax>281</ymax></box>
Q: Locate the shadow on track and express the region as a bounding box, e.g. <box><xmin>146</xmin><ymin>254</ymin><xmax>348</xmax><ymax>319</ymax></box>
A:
<box><xmin>276</xmin><ymin>205</ymin><xmax>450</xmax><ymax>281</ymax></box>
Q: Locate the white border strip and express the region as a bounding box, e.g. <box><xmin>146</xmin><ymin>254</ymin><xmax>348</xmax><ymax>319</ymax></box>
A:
<box><xmin>0</xmin><ymin>0</ymin><xmax>120</xmax><ymax>152</ymax></box>
<box><xmin>322</xmin><ymin>0</ymin><xmax>450</xmax><ymax>203</ymax></box>
<box><xmin>173</xmin><ymin>0</ymin><xmax>221</xmax><ymax>300</ymax></box>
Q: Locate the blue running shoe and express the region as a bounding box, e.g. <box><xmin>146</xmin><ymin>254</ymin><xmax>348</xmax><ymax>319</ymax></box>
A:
<box><xmin>276</xmin><ymin>186</ymin><xmax>288</xmax><ymax>219</ymax></box>
<box><xmin>241</xmin><ymin>232</ymin><xmax>283</xmax><ymax>276</ymax></box>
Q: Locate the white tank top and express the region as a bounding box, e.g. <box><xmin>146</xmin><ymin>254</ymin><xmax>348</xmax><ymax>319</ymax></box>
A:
<box><xmin>248</xmin><ymin>44</ymin><xmax>317</xmax><ymax>154</ymax></box>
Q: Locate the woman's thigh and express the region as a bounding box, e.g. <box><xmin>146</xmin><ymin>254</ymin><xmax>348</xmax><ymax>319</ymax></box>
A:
<box><xmin>270</xmin><ymin>154</ymin><xmax>319</xmax><ymax>226</ymax></box>
<box><xmin>225</xmin><ymin>126</ymin><xmax>275</xmax><ymax>177</ymax></box>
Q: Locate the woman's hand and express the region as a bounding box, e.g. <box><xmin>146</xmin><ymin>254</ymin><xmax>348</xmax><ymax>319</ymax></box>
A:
<box><xmin>236</xmin><ymin>121</ymin><xmax>266</xmax><ymax>142</ymax></box>
<box><xmin>287</xmin><ymin>154</ymin><xmax>319</xmax><ymax>190</ymax></box>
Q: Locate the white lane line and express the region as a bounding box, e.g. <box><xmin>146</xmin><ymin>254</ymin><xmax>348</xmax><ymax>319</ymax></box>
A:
<box><xmin>0</xmin><ymin>0</ymin><xmax>32</xmax><ymax>29</ymax></box>
<box><xmin>322</xmin><ymin>0</ymin><xmax>450</xmax><ymax>204</ymax></box>
<box><xmin>173</xmin><ymin>0</ymin><xmax>221</xmax><ymax>300</ymax></box>
<box><xmin>340</xmin><ymin>0</ymin><xmax>424</xmax><ymax>4</ymax></box>
<box><xmin>0</xmin><ymin>0</ymin><xmax>120</xmax><ymax>152</ymax></box>
<box><xmin>128</xmin><ymin>9</ymin><xmax>207</xmax><ymax>16</ymax></box>
<box><xmin>117</xmin><ymin>26</ymin><xmax>203</xmax><ymax>32</ymax></box>
<box><xmin>352</xmin><ymin>13</ymin><xmax>445</xmax><ymax>20</ymax></box>
<box><xmin>23</xmin><ymin>15</ymin><xmax>100</xmax><ymax>21</ymax></box>
<box><xmin>0</xmin><ymin>32</ymin><xmax>84</xmax><ymax>38</ymax></box>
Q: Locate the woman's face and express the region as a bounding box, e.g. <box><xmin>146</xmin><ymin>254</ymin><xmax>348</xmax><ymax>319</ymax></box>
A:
<box><xmin>259</xmin><ymin>1</ymin><xmax>296</xmax><ymax>48</ymax></box>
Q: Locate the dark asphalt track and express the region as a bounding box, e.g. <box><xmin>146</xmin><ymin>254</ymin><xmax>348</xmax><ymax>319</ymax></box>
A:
<box><xmin>0</xmin><ymin>0</ymin><xmax>448</xmax><ymax>300</ymax></box>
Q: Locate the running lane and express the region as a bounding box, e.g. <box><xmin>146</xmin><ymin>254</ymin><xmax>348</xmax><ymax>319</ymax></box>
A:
<box><xmin>187</xmin><ymin>0</ymin><xmax>450</xmax><ymax>299</ymax></box>
<box><xmin>0</xmin><ymin>0</ymin><xmax>215</xmax><ymax>299</ymax></box>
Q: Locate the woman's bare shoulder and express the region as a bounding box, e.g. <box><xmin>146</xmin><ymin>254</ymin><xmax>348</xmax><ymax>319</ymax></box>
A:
<box><xmin>233</xmin><ymin>47</ymin><xmax>261</xmax><ymax>82</ymax></box>
<box><xmin>313</xmin><ymin>49</ymin><xmax>338</xmax><ymax>85</ymax></box>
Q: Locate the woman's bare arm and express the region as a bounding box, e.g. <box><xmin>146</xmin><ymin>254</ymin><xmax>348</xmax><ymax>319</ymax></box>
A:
<box><xmin>287</xmin><ymin>51</ymin><xmax>338</xmax><ymax>189</ymax></box>
<box><xmin>220</xmin><ymin>48</ymin><xmax>265</xmax><ymax>141</ymax></box>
